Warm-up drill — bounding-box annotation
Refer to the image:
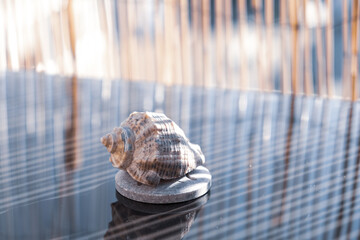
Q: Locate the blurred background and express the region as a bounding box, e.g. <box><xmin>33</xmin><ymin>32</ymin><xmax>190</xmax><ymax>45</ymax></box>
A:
<box><xmin>2</xmin><ymin>0</ymin><xmax>360</xmax><ymax>239</ymax></box>
<box><xmin>0</xmin><ymin>0</ymin><xmax>359</xmax><ymax>98</ymax></box>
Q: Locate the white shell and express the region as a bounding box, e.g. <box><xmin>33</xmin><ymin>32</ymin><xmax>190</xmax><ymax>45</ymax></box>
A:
<box><xmin>101</xmin><ymin>112</ymin><xmax>205</xmax><ymax>186</ymax></box>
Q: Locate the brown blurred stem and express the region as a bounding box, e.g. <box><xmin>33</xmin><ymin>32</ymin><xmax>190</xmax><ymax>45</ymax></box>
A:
<box><xmin>280</xmin><ymin>0</ymin><xmax>289</xmax><ymax>93</ymax></box>
<box><xmin>342</xmin><ymin>0</ymin><xmax>349</xmax><ymax>98</ymax></box>
<box><xmin>238</xmin><ymin>0</ymin><xmax>249</xmax><ymax>90</ymax></box>
<box><xmin>180</xmin><ymin>0</ymin><xmax>192</xmax><ymax>85</ymax></box>
<box><xmin>315</xmin><ymin>0</ymin><xmax>325</xmax><ymax>96</ymax></box>
<box><xmin>289</xmin><ymin>0</ymin><xmax>298</xmax><ymax>94</ymax></box>
<box><xmin>191</xmin><ymin>0</ymin><xmax>203</xmax><ymax>86</ymax></box>
<box><xmin>326</xmin><ymin>0</ymin><xmax>334</xmax><ymax>97</ymax></box>
<box><xmin>202</xmin><ymin>0</ymin><xmax>211</xmax><ymax>87</ymax></box>
<box><xmin>252</xmin><ymin>0</ymin><xmax>264</xmax><ymax>90</ymax></box>
<box><xmin>225</xmin><ymin>0</ymin><xmax>233</xmax><ymax>88</ymax></box>
<box><xmin>67</xmin><ymin>0</ymin><xmax>76</xmax><ymax>60</ymax></box>
<box><xmin>303</xmin><ymin>0</ymin><xmax>314</xmax><ymax>95</ymax></box>
<box><xmin>265</xmin><ymin>0</ymin><xmax>273</xmax><ymax>91</ymax></box>
<box><xmin>351</xmin><ymin>0</ymin><xmax>359</xmax><ymax>101</ymax></box>
<box><xmin>215</xmin><ymin>0</ymin><xmax>225</xmax><ymax>88</ymax></box>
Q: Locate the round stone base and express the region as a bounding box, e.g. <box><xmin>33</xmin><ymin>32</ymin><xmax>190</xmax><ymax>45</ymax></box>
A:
<box><xmin>115</xmin><ymin>166</ymin><xmax>212</xmax><ymax>204</ymax></box>
<box><xmin>115</xmin><ymin>191</ymin><xmax>210</xmax><ymax>214</ymax></box>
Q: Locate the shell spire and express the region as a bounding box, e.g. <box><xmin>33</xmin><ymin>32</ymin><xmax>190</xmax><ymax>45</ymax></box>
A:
<box><xmin>101</xmin><ymin>112</ymin><xmax>205</xmax><ymax>186</ymax></box>
<box><xmin>101</xmin><ymin>133</ymin><xmax>116</xmax><ymax>152</ymax></box>
<box><xmin>101</xmin><ymin>127</ymin><xmax>134</xmax><ymax>170</ymax></box>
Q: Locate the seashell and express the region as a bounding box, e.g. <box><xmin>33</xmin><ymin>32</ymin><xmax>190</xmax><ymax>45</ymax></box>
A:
<box><xmin>101</xmin><ymin>112</ymin><xmax>205</xmax><ymax>186</ymax></box>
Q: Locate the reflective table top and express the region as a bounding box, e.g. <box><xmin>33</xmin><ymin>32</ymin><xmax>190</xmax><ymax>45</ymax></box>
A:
<box><xmin>1</xmin><ymin>72</ymin><xmax>360</xmax><ymax>239</ymax></box>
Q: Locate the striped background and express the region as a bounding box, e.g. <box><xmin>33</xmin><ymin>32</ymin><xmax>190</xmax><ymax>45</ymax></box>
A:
<box><xmin>1</xmin><ymin>0</ymin><xmax>360</xmax><ymax>99</ymax></box>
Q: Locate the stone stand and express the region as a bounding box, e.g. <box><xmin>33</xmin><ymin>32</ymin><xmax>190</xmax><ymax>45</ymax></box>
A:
<box><xmin>115</xmin><ymin>166</ymin><xmax>212</xmax><ymax>204</ymax></box>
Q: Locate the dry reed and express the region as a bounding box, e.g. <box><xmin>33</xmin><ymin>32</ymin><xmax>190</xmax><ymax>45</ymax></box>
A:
<box><xmin>202</xmin><ymin>0</ymin><xmax>212</xmax><ymax>87</ymax></box>
<box><xmin>238</xmin><ymin>0</ymin><xmax>249</xmax><ymax>90</ymax></box>
<box><xmin>303</xmin><ymin>0</ymin><xmax>314</xmax><ymax>95</ymax></box>
<box><xmin>2</xmin><ymin>0</ymin><xmax>360</xmax><ymax>100</ymax></box>
<box><xmin>265</xmin><ymin>0</ymin><xmax>274</xmax><ymax>91</ymax></box>
<box><xmin>225</xmin><ymin>0</ymin><xmax>233</xmax><ymax>88</ymax></box>
<box><xmin>253</xmin><ymin>0</ymin><xmax>264</xmax><ymax>90</ymax></box>
<box><xmin>315</xmin><ymin>0</ymin><xmax>325</xmax><ymax>96</ymax></box>
<box><xmin>288</xmin><ymin>0</ymin><xmax>298</xmax><ymax>94</ymax></box>
<box><xmin>342</xmin><ymin>0</ymin><xmax>349</xmax><ymax>98</ymax></box>
<box><xmin>351</xmin><ymin>0</ymin><xmax>359</xmax><ymax>101</ymax></box>
<box><xmin>280</xmin><ymin>0</ymin><xmax>290</xmax><ymax>93</ymax></box>
<box><xmin>192</xmin><ymin>0</ymin><xmax>203</xmax><ymax>86</ymax></box>
<box><xmin>326</xmin><ymin>0</ymin><xmax>334</xmax><ymax>97</ymax></box>
<box><xmin>215</xmin><ymin>0</ymin><xmax>225</xmax><ymax>88</ymax></box>
<box><xmin>180</xmin><ymin>0</ymin><xmax>192</xmax><ymax>85</ymax></box>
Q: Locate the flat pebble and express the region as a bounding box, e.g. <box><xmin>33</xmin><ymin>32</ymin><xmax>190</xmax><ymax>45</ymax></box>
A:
<box><xmin>115</xmin><ymin>166</ymin><xmax>212</xmax><ymax>204</ymax></box>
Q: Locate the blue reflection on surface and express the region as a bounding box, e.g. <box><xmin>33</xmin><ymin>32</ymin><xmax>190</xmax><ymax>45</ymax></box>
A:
<box><xmin>0</xmin><ymin>72</ymin><xmax>360</xmax><ymax>239</ymax></box>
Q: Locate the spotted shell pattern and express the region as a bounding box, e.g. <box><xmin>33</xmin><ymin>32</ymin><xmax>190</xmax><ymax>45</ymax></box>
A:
<box><xmin>101</xmin><ymin>112</ymin><xmax>205</xmax><ymax>186</ymax></box>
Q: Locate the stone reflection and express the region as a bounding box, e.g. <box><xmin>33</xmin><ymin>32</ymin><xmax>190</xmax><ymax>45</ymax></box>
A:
<box><xmin>104</xmin><ymin>192</ymin><xmax>209</xmax><ymax>240</ymax></box>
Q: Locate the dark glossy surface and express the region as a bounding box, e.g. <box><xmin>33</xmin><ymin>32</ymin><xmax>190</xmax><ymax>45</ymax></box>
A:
<box><xmin>1</xmin><ymin>72</ymin><xmax>360</xmax><ymax>239</ymax></box>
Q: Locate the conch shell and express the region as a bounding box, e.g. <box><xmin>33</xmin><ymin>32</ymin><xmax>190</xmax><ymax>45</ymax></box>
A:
<box><xmin>101</xmin><ymin>112</ymin><xmax>205</xmax><ymax>186</ymax></box>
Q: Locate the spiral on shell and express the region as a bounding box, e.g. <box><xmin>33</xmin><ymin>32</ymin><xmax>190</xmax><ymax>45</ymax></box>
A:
<box><xmin>101</xmin><ymin>112</ymin><xmax>205</xmax><ymax>186</ymax></box>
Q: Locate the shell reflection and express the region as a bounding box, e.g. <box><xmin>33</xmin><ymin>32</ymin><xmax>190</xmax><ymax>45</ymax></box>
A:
<box><xmin>104</xmin><ymin>192</ymin><xmax>209</xmax><ymax>239</ymax></box>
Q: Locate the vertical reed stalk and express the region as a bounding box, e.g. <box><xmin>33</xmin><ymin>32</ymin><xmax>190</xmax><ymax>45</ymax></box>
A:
<box><xmin>342</xmin><ymin>0</ymin><xmax>349</xmax><ymax>98</ymax></box>
<box><xmin>253</xmin><ymin>0</ymin><xmax>264</xmax><ymax>90</ymax></box>
<box><xmin>135</xmin><ymin>2</ymin><xmax>147</xmax><ymax>81</ymax></box>
<box><xmin>108</xmin><ymin>1</ymin><xmax>121</xmax><ymax>79</ymax></box>
<box><xmin>280</xmin><ymin>0</ymin><xmax>289</xmax><ymax>93</ymax></box>
<box><xmin>50</xmin><ymin>11</ymin><xmax>64</xmax><ymax>73</ymax></box>
<box><xmin>163</xmin><ymin>0</ymin><xmax>182</xmax><ymax>85</ymax></box>
<box><xmin>60</xmin><ymin>3</ymin><xmax>75</xmax><ymax>75</ymax></box>
<box><xmin>315</xmin><ymin>0</ymin><xmax>325</xmax><ymax>96</ymax></box>
<box><xmin>154</xmin><ymin>0</ymin><xmax>164</xmax><ymax>83</ymax></box>
<box><xmin>326</xmin><ymin>0</ymin><xmax>334</xmax><ymax>97</ymax></box>
<box><xmin>180</xmin><ymin>0</ymin><xmax>192</xmax><ymax>85</ymax></box>
<box><xmin>5</xmin><ymin>0</ymin><xmax>20</xmax><ymax>71</ymax></box>
<box><xmin>288</xmin><ymin>0</ymin><xmax>298</xmax><ymax>94</ymax></box>
<box><xmin>118</xmin><ymin>0</ymin><xmax>131</xmax><ymax>80</ymax></box>
<box><xmin>127</xmin><ymin>1</ymin><xmax>139</xmax><ymax>80</ymax></box>
<box><xmin>172</xmin><ymin>0</ymin><xmax>182</xmax><ymax>85</ymax></box>
<box><xmin>0</xmin><ymin>1</ymin><xmax>5</xmax><ymax>71</ymax></box>
<box><xmin>100</xmin><ymin>0</ymin><xmax>118</xmax><ymax>79</ymax></box>
<box><xmin>238</xmin><ymin>0</ymin><xmax>249</xmax><ymax>90</ymax></box>
<box><xmin>225</xmin><ymin>0</ymin><xmax>233</xmax><ymax>88</ymax></box>
<box><xmin>265</xmin><ymin>0</ymin><xmax>273</xmax><ymax>91</ymax></box>
<box><xmin>202</xmin><ymin>0</ymin><xmax>211</xmax><ymax>87</ymax></box>
<box><xmin>105</xmin><ymin>1</ymin><xmax>121</xmax><ymax>79</ymax></box>
<box><xmin>14</xmin><ymin>0</ymin><xmax>24</xmax><ymax>70</ymax></box>
<box><xmin>303</xmin><ymin>0</ymin><xmax>314</xmax><ymax>95</ymax></box>
<box><xmin>164</xmin><ymin>0</ymin><xmax>174</xmax><ymax>85</ymax></box>
<box><xmin>351</xmin><ymin>0</ymin><xmax>359</xmax><ymax>101</ymax></box>
<box><xmin>23</xmin><ymin>1</ymin><xmax>35</xmax><ymax>70</ymax></box>
<box><xmin>67</xmin><ymin>0</ymin><xmax>76</xmax><ymax>61</ymax></box>
<box><xmin>142</xmin><ymin>1</ymin><xmax>156</xmax><ymax>82</ymax></box>
<box><xmin>97</xmin><ymin>1</ymin><xmax>109</xmax><ymax>77</ymax></box>
<box><xmin>215</xmin><ymin>0</ymin><xmax>225</xmax><ymax>88</ymax></box>
<box><xmin>192</xmin><ymin>0</ymin><xmax>203</xmax><ymax>86</ymax></box>
<box><xmin>33</xmin><ymin>1</ymin><xmax>43</xmax><ymax>71</ymax></box>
